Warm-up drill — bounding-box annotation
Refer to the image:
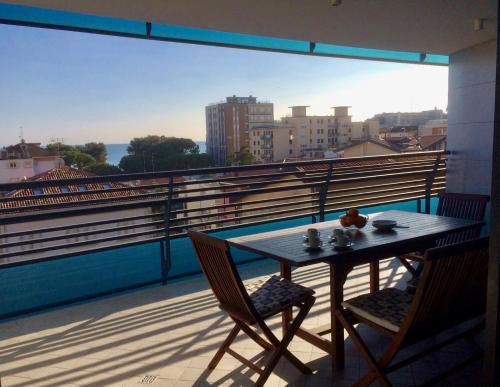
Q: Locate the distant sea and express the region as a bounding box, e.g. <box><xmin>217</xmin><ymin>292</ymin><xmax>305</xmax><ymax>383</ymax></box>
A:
<box><xmin>105</xmin><ymin>141</ymin><xmax>206</xmax><ymax>165</ymax></box>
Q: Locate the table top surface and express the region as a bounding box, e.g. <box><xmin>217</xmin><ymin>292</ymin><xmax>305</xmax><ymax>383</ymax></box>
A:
<box><xmin>227</xmin><ymin>210</ymin><xmax>484</xmax><ymax>267</ymax></box>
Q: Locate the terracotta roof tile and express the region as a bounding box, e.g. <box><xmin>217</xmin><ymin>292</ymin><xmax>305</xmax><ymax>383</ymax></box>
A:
<box><xmin>293</xmin><ymin>153</ymin><xmax>439</xmax><ymax>172</ymax></box>
<box><xmin>418</xmin><ymin>135</ymin><xmax>447</xmax><ymax>150</ymax></box>
<box><xmin>0</xmin><ymin>167</ymin><xmax>152</xmax><ymax>212</ymax></box>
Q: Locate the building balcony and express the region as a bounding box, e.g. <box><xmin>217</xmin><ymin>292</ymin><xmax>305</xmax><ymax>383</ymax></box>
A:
<box><xmin>260</xmin><ymin>135</ymin><xmax>273</xmax><ymax>140</ymax></box>
<box><xmin>0</xmin><ymin>150</ymin><xmax>489</xmax><ymax>385</ymax></box>
<box><xmin>263</xmin><ymin>144</ymin><xmax>273</xmax><ymax>149</ymax></box>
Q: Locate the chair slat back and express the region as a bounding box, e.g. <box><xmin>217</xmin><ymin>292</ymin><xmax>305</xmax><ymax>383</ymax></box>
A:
<box><xmin>402</xmin><ymin>237</ymin><xmax>489</xmax><ymax>342</ymax></box>
<box><xmin>188</xmin><ymin>231</ymin><xmax>256</xmax><ymax>322</ymax></box>
<box><xmin>436</xmin><ymin>193</ymin><xmax>489</xmax><ymax>246</ymax></box>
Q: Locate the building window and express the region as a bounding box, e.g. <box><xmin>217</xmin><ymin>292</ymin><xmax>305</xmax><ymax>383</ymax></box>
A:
<box><xmin>289</xmin><ymin>149</ymin><xmax>293</xmax><ymax>155</ymax></box>
<box><xmin>8</xmin><ymin>161</ymin><xmax>17</xmax><ymax>168</ymax></box>
<box><xmin>289</xmin><ymin>139</ymin><xmax>292</xmax><ymax>145</ymax></box>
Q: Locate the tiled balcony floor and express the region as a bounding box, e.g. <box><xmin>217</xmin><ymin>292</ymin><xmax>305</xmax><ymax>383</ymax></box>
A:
<box><xmin>0</xmin><ymin>258</ymin><xmax>483</xmax><ymax>386</ymax></box>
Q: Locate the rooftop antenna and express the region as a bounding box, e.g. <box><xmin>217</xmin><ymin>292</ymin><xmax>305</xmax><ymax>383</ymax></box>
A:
<box><xmin>49</xmin><ymin>137</ymin><xmax>65</xmax><ymax>155</ymax></box>
<box><xmin>19</xmin><ymin>126</ymin><xmax>24</xmax><ymax>143</ymax></box>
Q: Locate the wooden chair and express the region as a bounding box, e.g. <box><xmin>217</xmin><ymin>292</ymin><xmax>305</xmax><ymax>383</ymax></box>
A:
<box><xmin>397</xmin><ymin>192</ymin><xmax>489</xmax><ymax>284</ymax></box>
<box><xmin>188</xmin><ymin>230</ymin><xmax>316</xmax><ymax>387</ymax></box>
<box><xmin>337</xmin><ymin>237</ymin><xmax>489</xmax><ymax>386</ymax></box>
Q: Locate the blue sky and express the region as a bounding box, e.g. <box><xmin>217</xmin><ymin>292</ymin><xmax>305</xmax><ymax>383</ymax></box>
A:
<box><xmin>0</xmin><ymin>24</ymin><xmax>448</xmax><ymax>145</ymax></box>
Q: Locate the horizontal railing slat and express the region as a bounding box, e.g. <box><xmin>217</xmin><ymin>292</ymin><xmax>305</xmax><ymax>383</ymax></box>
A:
<box><xmin>0</xmin><ymin>151</ymin><xmax>447</xmax><ymax>266</ymax></box>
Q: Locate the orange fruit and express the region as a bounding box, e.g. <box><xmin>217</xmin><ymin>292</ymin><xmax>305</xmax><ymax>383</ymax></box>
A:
<box><xmin>354</xmin><ymin>215</ymin><xmax>367</xmax><ymax>229</ymax></box>
<box><xmin>340</xmin><ymin>215</ymin><xmax>353</xmax><ymax>227</ymax></box>
<box><xmin>348</xmin><ymin>208</ymin><xmax>359</xmax><ymax>217</ymax></box>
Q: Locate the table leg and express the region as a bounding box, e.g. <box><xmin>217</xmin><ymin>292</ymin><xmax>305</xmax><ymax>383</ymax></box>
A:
<box><xmin>331</xmin><ymin>263</ymin><xmax>348</xmax><ymax>371</ymax></box>
<box><xmin>280</xmin><ymin>262</ymin><xmax>292</xmax><ymax>336</ymax></box>
<box><xmin>369</xmin><ymin>261</ymin><xmax>380</xmax><ymax>293</ymax></box>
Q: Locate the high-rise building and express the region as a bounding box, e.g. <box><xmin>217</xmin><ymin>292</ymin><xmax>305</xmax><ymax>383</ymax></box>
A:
<box><xmin>205</xmin><ymin>96</ymin><xmax>274</xmax><ymax>165</ymax></box>
<box><xmin>249</xmin><ymin>105</ymin><xmax>380</xmax><ymax>163</ymax></box>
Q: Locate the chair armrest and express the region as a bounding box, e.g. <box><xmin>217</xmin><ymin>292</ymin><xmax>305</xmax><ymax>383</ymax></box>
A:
<box><xmin>399</xmin><ymin>252</ymin><xmax>424</xmax><ymax>261</ymax></box>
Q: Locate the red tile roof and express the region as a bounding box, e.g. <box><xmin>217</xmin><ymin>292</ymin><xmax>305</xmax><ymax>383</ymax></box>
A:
<box><xmin>418</xmin><ymin>135</ymin><xmax>447</xmax><ymax>150</ymax></box>
<box><xmin>334</xmin><ymin>138</ymin><xmax>402</xmax><ymax>153</ymax></box>
<box><xmin>293</xmin><ymin>153</ymin><xmax>439</xmax><ymax>172</ymax></box>
<box><xmin>0</xmin><ymin>167</ymin><xmax>151</xmax><ymax>212</ymax></box>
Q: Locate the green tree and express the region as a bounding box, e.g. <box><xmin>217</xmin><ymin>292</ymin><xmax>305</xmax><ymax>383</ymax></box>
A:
<box><xmin>46</xmin><ymin>142</ymin><xmax>76</xmax><ymax>155</ymax></box>
<box><xmin>119</xmin><ymin>136</ymin><xmax>212</xmax><ymax>173</ymax></box>
<box><xmin>119</xmin><ymin>154</ymin><xmax>146</xmax><ymax>173</ymax></box>
<box><xmin>228</xmin><ymin>147</ymin><xmax>255</xmax><ymax>165</ymax></box>
<box><xmin>83</xmin><ymin>162</ymin><xmax>121</xmax><ymax>175</ymax></box>
<box><xmin>79</xmin><ymin>142</ymin><xmax>107</xmax><ymax>162</ymax></box>
<box><xmin>65</xmin><ymin>151</ymin><xmax>96</xmax><ymax>169</ymax></box>
<box><xmin>47</xmin><ymin>142</ymin><xmax>102</xmax><ymax>168</ymax></box>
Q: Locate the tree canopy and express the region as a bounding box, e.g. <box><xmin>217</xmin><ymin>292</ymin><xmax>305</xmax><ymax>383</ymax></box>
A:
<box><xmin>47</xmin><ymin>142</ymin><xmax>107</xmax><ymax>169</ymax></box>
<box><xmin>82</xmin><ymin>162</ymin><xmax>122</xmax><ymax>175</ymax></box>
<box><xmin>119</xmin><ymin>136</ymin><xmax>213</xmax><ymax>173</ymax></box>
<box><xmin>78</xmin><ymin>142</ymin><xmax>107</xmax><ymax>162</ymax></box>
<box><xmin>228</xmin><ymin>146</ymin><xmax>255</xmax><ymax>165</ymax></box>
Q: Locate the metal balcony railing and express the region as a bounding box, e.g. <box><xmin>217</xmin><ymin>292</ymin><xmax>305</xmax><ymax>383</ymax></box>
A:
<box><xmin>0</xmin><ymin>151</ymin><xmax>446</xmax><ymax>318</ymax></box>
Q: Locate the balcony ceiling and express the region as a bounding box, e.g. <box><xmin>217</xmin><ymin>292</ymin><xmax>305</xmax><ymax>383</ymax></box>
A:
<box><xmin>3</xmin><ymin>0</ymin><xmax>498</xmax><ymax>55</ymax></box>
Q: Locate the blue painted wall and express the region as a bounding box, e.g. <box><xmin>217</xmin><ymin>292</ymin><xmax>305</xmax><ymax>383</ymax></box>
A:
<box><xmin>0</xmin><ymin>198</ymin><xmax>435</xmax><ymax>319</ymax></box>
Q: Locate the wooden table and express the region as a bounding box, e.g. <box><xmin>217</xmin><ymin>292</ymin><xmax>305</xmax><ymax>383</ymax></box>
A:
<box><xmin>227</xmin><ymin>210</ymin><xmax>484</xmax><ymax>372</ymax></box>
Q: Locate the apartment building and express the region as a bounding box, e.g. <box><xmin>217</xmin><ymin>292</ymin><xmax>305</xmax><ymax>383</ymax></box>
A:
<box><xmin>419</xmin><ymin>119</ymin><xmax>448</xmax><ymax>136</ymax></box>
<box><xmin>0</xmin><ymin>141</ymin><xmax>65</xmax><ymax>184</ymax></box>
<box><xmin>205</xmin><ymin>96</ymin><xmax>274</xmax><ymax>165</ymax></box>
<box><xmin>249</xmin><ymin>105</ymin><xmax>380</xmax><ymax>162</ymax></box>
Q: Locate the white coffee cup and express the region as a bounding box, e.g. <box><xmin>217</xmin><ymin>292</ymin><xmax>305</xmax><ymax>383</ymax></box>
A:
<box><xmin>335</xmin><ymin>235</ymin><xmax>349</xmax><ymax>247</ymax></box>
<box><xmin>308</xmin><ymin>228</ymin><xmax>320</xmax><ymax>238</ymax></box>
<box><xmin>308</xmin><ymin>237</ymin><xmax>320</xmax><ymax>248</ymax></box>
<box><xmin>332</xmin><ymin>228</ymin><xmax>344</xmax><ymax>238</ymax></box>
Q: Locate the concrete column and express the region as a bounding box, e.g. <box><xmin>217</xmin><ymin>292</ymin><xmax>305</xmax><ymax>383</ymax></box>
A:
<box><xmin>448</xmin><ymin>38</ymin><xmax>499</xmax><ymax>385</ymax></box>
<box><xmin>447</xmin><ymin>40</ymin><xmax>496</xmax><ymax>197</ymax></box>
<box><xmin>485</xmin><ymin>11</ymin><xmax>500</xmax><ymax>385</ymax></box>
